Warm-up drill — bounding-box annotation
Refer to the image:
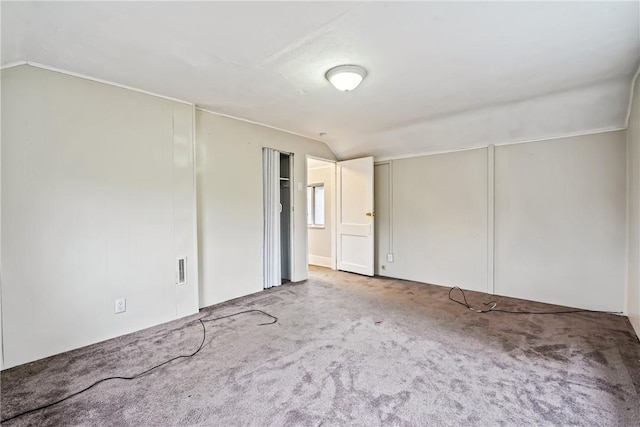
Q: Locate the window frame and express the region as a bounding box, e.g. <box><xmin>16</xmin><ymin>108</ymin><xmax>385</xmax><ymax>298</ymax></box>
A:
<box><xmin>307</xmin><ymin>182</ymin><xmax>325</xmax><ymax>228</ymax></box>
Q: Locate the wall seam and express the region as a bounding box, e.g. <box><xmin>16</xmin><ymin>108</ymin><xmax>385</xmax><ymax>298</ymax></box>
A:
<box><xmin>172</xmin><ymin>109</ymin><xmax>178</xmax><ymax>318</ymax></box>
<box><xmin>191</xmin><ymin>105</ymin><xmax>200</xmax><ymax>311</ymax></box>
<box><xmin>389</xmin><ymin>161</ymin><xmax>394</xmax><ymax>257</ymax></box>
<box><xmin>625</xmin><ymin>129</ymin><xmax>631</xmax><ymax>316</ymax></box>
<box><xmin>624</xmin><ymin>65</ymin><xmax>640</xmax><ymax>319</ymax></box>
<box><xmin>487</xmin><ymin>145</ymin><xmax>495</xmax><ymax>295</ymax></box>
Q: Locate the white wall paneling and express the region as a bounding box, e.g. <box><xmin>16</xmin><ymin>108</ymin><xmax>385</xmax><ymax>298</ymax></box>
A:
<box><xmin>494</xmin><ymin>132</ymin><xmax>627</xmax><ymax>311</ymax></box>
<box><xmin>374</xmin><ymin>131</ymin><xmax>628</xmax><ymax>313</ymax></box>
<box><xmin>1</xmin><ymin>65</ymin><xmax>199</xmax><ymax>369</ymax></box>
<box><xmin>196</xmin><ymin>110</ymin><xmax>335</xmax><ymax>308</ymax></box>
<box><xmin>383</xmin><ymin>149</ymin><xmax>489</xmax><ymax>292</ymax></box>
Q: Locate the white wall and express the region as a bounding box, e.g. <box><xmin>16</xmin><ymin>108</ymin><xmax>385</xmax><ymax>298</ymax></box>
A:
<box><xmin>1</xmin><ymin>65</ymin><xmax>199</xmax><ymax>369</ymax></box>
<box><xmin>375</xmin><ymin>149</ymin><xmax>489</xmax><ymax>292</ymax></box>
<box><xmin>196</xmin><ymin>110</ymin><xmax>335</xmax><ymax>308</ymax></box>
<box><xmin>494</xmin><ymin>132</ymin><xmax>627</xmax><ymax>311</ymax></box>
<box><xmin>375</xmin><ymin>131</ymin><xmax>627</xmax><ymax>312</ymax></box>
<box><xmin>627</xmin><ymin>74</ymin><xmax>640</xmax><ymax>337</ymax></box>
<box><xmin>307</xmin><ymin>163</ymin><xmax>334</xmax><ymax>268</ymax></box>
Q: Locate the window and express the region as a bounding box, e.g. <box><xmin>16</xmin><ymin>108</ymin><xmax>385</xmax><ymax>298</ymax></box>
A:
<box><xmin>307</xmin><ymin>183</ymin><xmax>325</xmax><ymax>227</ymax></box>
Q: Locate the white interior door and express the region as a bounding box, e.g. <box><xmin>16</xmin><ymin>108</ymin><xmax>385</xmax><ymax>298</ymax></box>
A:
<box><xmin>336</xmin><ymin>157</ymin><xmax>374</xmax><ymax>276</ymax></box>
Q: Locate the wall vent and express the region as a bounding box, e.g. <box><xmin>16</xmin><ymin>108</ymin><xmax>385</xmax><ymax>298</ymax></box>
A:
<box><xmin>177</xmin><ymin>257</ymin><xmax>187</xmax><ymax>285</ymax></box>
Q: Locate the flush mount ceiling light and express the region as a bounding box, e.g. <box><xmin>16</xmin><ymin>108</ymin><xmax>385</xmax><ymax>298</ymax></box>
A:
<box><xmin>325</xmin><ymin>65</ymin><xmax>367</xmax><ymax>92</ymax></box>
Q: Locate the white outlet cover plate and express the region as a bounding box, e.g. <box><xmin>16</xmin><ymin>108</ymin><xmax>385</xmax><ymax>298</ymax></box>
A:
<box><xmin>115</xmin><ymin>298</ymin><xmax>126</xmax><ymax>314</ymax></box>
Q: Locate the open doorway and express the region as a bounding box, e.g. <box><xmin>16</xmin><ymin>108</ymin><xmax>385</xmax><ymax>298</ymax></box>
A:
<box><xmin>306</xmin><ymin>156</ymin><xmax>336</xmax><ymax>270</ymax></box>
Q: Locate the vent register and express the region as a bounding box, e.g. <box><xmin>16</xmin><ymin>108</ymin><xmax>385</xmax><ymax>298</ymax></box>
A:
<box><xmin>177</xmin><ymin>257</ymin><xmax>187</xmax><ymax>285</ymax></box>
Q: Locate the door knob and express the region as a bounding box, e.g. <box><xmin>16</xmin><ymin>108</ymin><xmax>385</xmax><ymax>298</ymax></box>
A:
<box><xmin>366</xmin><ymin>212</ymin><xmax>375</xmax><ymax>217</ymax></box>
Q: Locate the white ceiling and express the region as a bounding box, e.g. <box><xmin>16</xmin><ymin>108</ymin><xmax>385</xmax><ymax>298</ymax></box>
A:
<box><xmin>3</xmin><ymin>1</ymin><xmax>639</xmax><ymax>160</ymax></box>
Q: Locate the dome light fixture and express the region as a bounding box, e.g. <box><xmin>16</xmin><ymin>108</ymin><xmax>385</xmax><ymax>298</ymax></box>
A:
<box><xmin>325</xmin><ymin>64</ymin><xmax>367</xmax><ymax>92</ymax></box>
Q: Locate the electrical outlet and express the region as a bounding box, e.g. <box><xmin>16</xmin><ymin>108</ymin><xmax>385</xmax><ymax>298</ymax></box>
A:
<box><xmin>387</xmin><ymin>253</ymin><xmax>394</xmax><ymax>263</ymax></box>
<box><xmin>115</xmin><ymin>298</ymin><xmax>126</xmax><ymax>314</ymax></box>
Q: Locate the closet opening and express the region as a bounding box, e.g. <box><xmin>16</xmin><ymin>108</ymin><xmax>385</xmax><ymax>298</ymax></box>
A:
<box><xmin>280</xmin><ymin>152</ymin><xmax>293</xmax><ymax>283</ymax></box>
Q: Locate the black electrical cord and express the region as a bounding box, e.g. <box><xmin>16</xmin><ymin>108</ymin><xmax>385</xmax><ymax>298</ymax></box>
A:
<box><xmin>1</xmin><ymin>309</ymin><xmax>278</xmax><ymax>424</ymax></box>
<box><xmin>448</xmin><ymin>286</ymin><xmax>622</xmax><ymax>315</ymax></box>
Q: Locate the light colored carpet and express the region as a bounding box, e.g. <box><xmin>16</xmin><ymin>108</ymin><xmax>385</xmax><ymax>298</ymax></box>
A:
<box><xmin>2</xmin><ymin>267</ymin><xmax>639</xmax><ymax>426</ymax></box>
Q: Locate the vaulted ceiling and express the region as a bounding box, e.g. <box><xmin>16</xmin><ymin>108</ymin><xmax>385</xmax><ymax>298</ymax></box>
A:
<box><xmin>3</xmin><ymin>1</ymin><xmax>639</xmax><ymax>160</ymax></box>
